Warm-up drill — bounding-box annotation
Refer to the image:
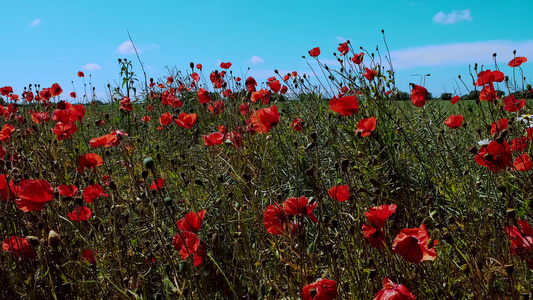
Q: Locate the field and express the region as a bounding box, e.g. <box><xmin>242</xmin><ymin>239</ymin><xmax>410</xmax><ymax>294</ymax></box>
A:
<box><xmin>0</xmin><ymin>44</ymin><xmax>532</xmax><ymax>299</ymax></box>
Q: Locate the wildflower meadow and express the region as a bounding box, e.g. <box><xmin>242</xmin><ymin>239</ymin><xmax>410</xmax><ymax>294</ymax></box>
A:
<box><xmin>1</xmin><ymin>36</ymin><xmax>533</xmax><ymax>299</ymax></box>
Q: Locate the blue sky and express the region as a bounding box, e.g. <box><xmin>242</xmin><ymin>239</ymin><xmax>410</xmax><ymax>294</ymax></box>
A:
<box><xmin>1</xmin><ymin>0</ymin><xmax>532</xmax><ymax>100</ymax></box>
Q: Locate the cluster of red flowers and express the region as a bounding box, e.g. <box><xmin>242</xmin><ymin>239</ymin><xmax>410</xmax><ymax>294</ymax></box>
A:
<box><xmin>263</xmin><ymin>196</ymin><xmax>318</xmax><ymax>235</ymax></box>
<box><xmin>51</xmin><ymin>99</ymin><xmax>85</xmax><ymax>140</ymax></box>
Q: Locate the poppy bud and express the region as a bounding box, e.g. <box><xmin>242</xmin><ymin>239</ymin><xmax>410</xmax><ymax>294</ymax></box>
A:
<box><xmin>143</xmin><ymin>157</ymin><xmax>155</xmax><ymax>169</ymax></box>
<box><xmin>527</xmin><ymin>84</ymin><xmax>532</xmax><ymax>90</ymax></box>
<box><xmin>48</xmin><ymin>230</ymin><xmax>61</xmax><ymax>248</ymax></box>
<box><xmin>141</xmin><ymin>170</ymin><xmax>149</xmax><ymax>179</ymax></box>
<box><xmin>190</xmin><ymin>62</ymin><xmax>194</xmax><ymax>69</ymax></box>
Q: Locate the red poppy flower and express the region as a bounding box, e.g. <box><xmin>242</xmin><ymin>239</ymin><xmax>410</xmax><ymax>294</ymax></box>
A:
<box><xmin>197</xmin><ymin>88</ymin><xmax>211</xmax><ymax>104</ymax></box>
<box><xmin>14</xmin><ymin>179</ymin><xmax>54</xmax><ymax>212</ymax></box>
<box><xmin>474</xmin><ymin>69</ymin><xmax>504</xmax><ymax>86</ymax></box>
<box><xmin>509</xmin><ymin>56</ymin><xmax>527</xmax><ymax>67</ymax></box>
<box><xmin>193</xmin><ymin>241</ymin><xmax>207</xmax><ymax>267</ymax></box>
<box><xmin>2</xmin><ymin>236</ymin><xmax>37</xmax><ymax>259</ymax></box>
<box><xmin>149</xmin><ymin>178</ymin><xmax>165</xmax><ymax>191</ymax></box>
<box><xmin>240</xmin><ymin>102</ymin><xmax>250</xmax><ymax>116</ymax></box>
<box><xmin>31</xmin><ymin>111</ymin><xmax>50</xmax><ymax>124</ymax></box>
<box><xmin>82</xmin><ymin>184</ymin><xmax>108</xmax><ymax>204</ymax></box>
<box><xmin>167</xmin><ymin>76</ymin><xmax>174</xmax><ymax>85</ymax></box>
<box><xmin>364</xmin><ymin>68</ymin><xmax>377</xmax><ymax>81</ymax></box>
<box><xmin>50</xmin><ymin>83</ymin><xmax>63</xmax><ymax>97</ymax></box>
<box><xmin>78</xmin><ymin>71</ymin><xmax>85</xmax><ymax>78</ymax></box>
<box><xmin>511</xmin><ymin>137</ymin><xmax>529</xmax><ymax>152</ymax></box>
<box><xmin>52</xmin><ymin>122</ymin><xmax>78</xmax><ymax>141</ymax></box>
<box><xmin>329</xmin><ymin>95</ymin><xmax>359</xmax><ymax>116</ymax></box>
<box><xmin>506</xmin><ymin>220</ymin><xmax>533</xmax><ymax>269</ymax></box>
<box><xmin>0</xmin><ymin>175</ymin><xmax>15</xmax><ymax>202</ymax></box>
<box><xmin>443</xmin><ymin>115</ymin><xmax>463</xmax><ymax>129</ymax></box>
<box><xmin>0</xmin><ymin>124</ymin><xmax>15</xmax><ymax>142</ymax></box>
<box><xmin>504</xmin><ymin>95</ymin><xmax>525</xmax><ymax>112</ymax></box>
<box><xmin>268</xmin><ymin>80</ymin><xmax>281</xmax><ymax>93</ymax></box>
<box><xmin>474</xmin><ymin>140</ymin><xmax>513</xmax><ymax>172</ymax></box>
<box><xmin>172</xmin><ymin>231</ymin><xmax>200</xmax><ymax>259</ymax></box>
<box><xmin>410</xmin><ymin>84</ymin><xmax>428</xmax><ymax>107</ymax></box>
<box><xmin>68</xmin><ymin>206</ymin><xmax>92</xmax><ymax>221</ymax></box>
<box><xmin>141</xmin><ymin>116</ymin><xmax>151</xmax><ymax>122</ymax></box>
<box><xmin>120</xmin><ymin>97</ymin><xmax>132</xmax><ymax>111</ymax></box>
<box><xmin>450</xmin><ymin>95</ymin><xmax>460</xmax><ymax>104</ymax></box>
<box><xmin>159</xmin><ymin>112</ymin><xmax>174</xmax><ymax>127</ymax></box>
<box><xmin>77</xmin><ymin>153</ymin><xmax>103</xmax><ymax>173</ymax></box>
<box><xmin>280</xmin><ymin>86</ymin><xmax>288</xmax><ymax>94</ymax></box>
<box><xmin>479</xmin><ymin>83</ymin><xmax>497</xmax><ymax>102</ymax></box>
<box><xmin>250</xmin><ymin>105</ymin><xmax>279</xmax><ymax>134</ymax></box>
<box><xmin>225</xmin><ymin>131</ymin><xmax>243</xmax><ymax>148</ymax></box>
<box><xmin>196</xmin><ymin>64</ymin><xmax>202</xmax><ymax>70</ymax></box>
<box><xmin>90</xmin><ymin>133</ymin><xmax>118</xmax><ymax>148</ymax></box>
<box><xmin>70</xmin><ymin>92</ymin><xmax>76</xmax><ymax>98</ymax></box>
<box><xmin>203</xmin><ymin>132</ymin><xmax>224</xmax><ymax>146</ymax></box>
<box><xmin>210</xmin><ymin>71</ymin><xmax>225</xmax><ymax>88</ymax></box>
<box><xmin>251</xmin><ymin>89</ymin><xmax>270</xmax><ymax>104</ymax></box>
<box><xmin>338</xmin><ymin>42</ymin><xmax>349</xmax><ymax>55</ymax></box>
<box><xmin>393</xmin><ymin>223</ymin><xmax>437</xmax><ymax>264</ymax></box>
<box><xmin>292</xmin><ymin>118</ymin><xmax>303</xmax><ymax>131</ymax></box>
<box><xmin>220</xmin><ymin>62</ymin><xmax>232</xmax><ymax>69</ymax></box>
<box><xmin>362</xmin><ymin>224</ymin><xmax>386</xmax><ymax>248</ymax></box>
<box><xmin>264</xmin><ymin>203</ymin><xmax>289</xmax><ymax>235</ymax></box>
<box><xmin>364</xmin><ymin>204</ymin><xmax>397</xmax><ymax>229</ymax></box>
<box><xmin>352</xmin><ymin>52</ymin><xmax>364</xmax><ymax>64</ymax></box>
<box><xmin>283</xmin><ymin>196</ymin><xmax>318</xmax><ymax>223</ymax></box>
<box><xmin>514</xmin><ymin>153</ymin><xmax>532</xmax><ymax>171</ymax></box>
<box><xmin>0</xmin><ymin>86</ymin><xmax>13</xmax><ymax>96</ymax></box>
<box><xmin>373</xmin><ymin>277</ymin><xmax>416</xmax><ymax>300</ymax></box>
<box><xmin>308</xmin><ymin>47</ymin><xmax>321</xmax><ymax>57</ymax></box>
<box><xmin>302</xmin><ymin>278</ymin><xmax>337</xmax><ymax>300</ymax></box>
<box><xmin>57</xmin><ymin>184</ymin><xmax>78</xmax><ymax>197</ymax></box>
<box><xmin>245</xmin><ymin>76</ymin><xmax>257</xmax><ymax>91</ymax></box>
<box><xmin>208</xmin><ymin>101</ymin><xmax>225</xmax><ymax>115</ymax></box>
<box><xmin>175</xmin><ymin>113</ymin><xmax>197</xmax><ymax>129</ymax></box>
<box><xmin>176</xmin><ymin>210</ymin><xmax>207</xmax><ymax>232</ymax></box>
<box><xmin>39</xmin><ymin>88</ymin><xmax>52</xmax><ymax>101</ymax></box>
<box><xmin>82</xmin><ymin>249</ymin><xmax>96</xmax><ymax>264</ymax></box>
<box><xmin>328</xmin><ymin>185</ymin><xmax>349</xmax><ymax>202</ymax></box>
<box><xmin>356</xmin><ymin>117</ymin><xmax>377</xmax><ymax>137</ymax></box>
<box><xmin>24</xmin><ymin>91</ymin><xmax>34</xmax><ymax>102</ymax></box>
<box><xmin>490</xmin><ymin>118</ymin><xmax>508</xmax><ymax>135</ymax></box>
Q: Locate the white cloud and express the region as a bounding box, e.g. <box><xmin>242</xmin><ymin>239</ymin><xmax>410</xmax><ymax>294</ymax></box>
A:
<box><xmin>433</xmin><ymin>9</ymin><xmax>472</xmax><ymax>25</ymax></box>
<box><xmin>250</xmin><ymin>56</ymin><xmax>264</xmax><ymax>65</ymax></box>
<box><xmin>390</xmin><ymin>40</ymin><xmax>533</xmax><ymax>70</ymax></box>
<box><xmin>82</xmin><ymin>63</ymin><xmax>101</xmax><ymax>71</ymax></box>
<box><xmin>336</xmin><ymin>36</ymin><xmax>348</xmax><ymax>42</ymax></box>
<box><xmin>30</xmin><ymin>18</ymin><xmax>41</xmax><ymax>27</ymax></box>
<box><xmin>116</xmin><ymin>41</ymin><xmax>139</xmax><ymax>55</ymax></box>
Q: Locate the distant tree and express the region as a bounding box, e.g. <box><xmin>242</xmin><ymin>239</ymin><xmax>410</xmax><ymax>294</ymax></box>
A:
<box><xmin>463</xmin><ymin>90</ymin><xmax>480</xmax><ymax>100</ymax></box>
<box><xmin>426</xmin><ymin>92</ymin><xmax>433</xmax><ymax>100</ymax></box>
<box><xmin>392</xmin><ymin>91</ymin><xmax>410</xmax><ymax>101</ymax></box>
<box><xmin>496</xmin><ymin>90</ymin><xmax>505</xmax><ymax>98</ymax></box>
<box><xmin>440</xmin><ymin>93</ymin><xmax>452</xmax><ymax>100</ymax></box>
